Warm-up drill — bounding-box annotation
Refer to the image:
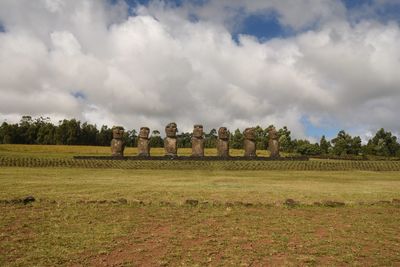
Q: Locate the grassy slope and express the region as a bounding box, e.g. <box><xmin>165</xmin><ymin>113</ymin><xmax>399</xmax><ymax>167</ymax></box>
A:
<box><xmin>0</xmin><ymin>144</ymin><xmax>272</xmax><ymax>158</ymax></box>
<box><xmin>0</xmin><ymin>145</ymin><xmax>400</xmax><ymax>266</ymax></box>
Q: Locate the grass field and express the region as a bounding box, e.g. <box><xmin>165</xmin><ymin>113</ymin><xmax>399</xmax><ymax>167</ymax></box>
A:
<box><xmin>1</xmin><ymin>145</ymin><xmax>400</xmax><ymax>266</ymax></box>
<box><xmin>0</xmin><ymin>144</ymin><xmax>272</xmax><ymax>158</ymax></box>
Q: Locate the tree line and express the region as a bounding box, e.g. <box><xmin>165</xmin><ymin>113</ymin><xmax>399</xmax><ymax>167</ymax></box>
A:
<box><xmin>1</xmin><ymin>116</ymin><xmax>399</xmax><ymax>157</ymax></box>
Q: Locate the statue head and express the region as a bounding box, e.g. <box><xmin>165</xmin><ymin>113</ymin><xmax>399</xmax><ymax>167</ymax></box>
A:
<box><xmin>218</xmin><ymin>127</ymin><xmax>229</xmax><ymax>140</ymax></box>
<box><xmin>244</xmin><ymin>128</ymin><xmax>255</xmax><ymax>141</ymax></box>
<box><xmin>165</xmin><ymin>122</ymin><xmax>177</xmax><ymax>138</ymax></box>
<box><xmin>112</xmin><ymin>126</ymin><xmax>124</xmax><ymax>139</ymax></box>
<box><xmin>269</xmin><ymin>127</ymin><xmax>278</xmax><ymax>140</ymax></box>
<box><xmin>139</xmin><ymin>127</ymin><xmax>150</xmax><ymax>139</ymax></box>
<box><xmin>193</xmin><ymin>124</ymin><xmax>204</xmax><ymax>138</ymax></box>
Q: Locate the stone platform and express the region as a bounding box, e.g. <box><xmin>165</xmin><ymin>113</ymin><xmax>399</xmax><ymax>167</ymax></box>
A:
<box><xmin>73</xmin><ymin>156</ymin><xmax>309</xmax><ymax>161</ymax></box>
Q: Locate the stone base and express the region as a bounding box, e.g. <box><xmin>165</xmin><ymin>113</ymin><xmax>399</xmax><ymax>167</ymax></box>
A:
<box><xmin>111</xmin><ymin>139</ymin><xmax>125</xmax><ymax>157</ymax></box>
<box><xmin>191</xmin><ymin>138</ymin><xmax>204</xmax><ymax>157</ymax></box>
<box><xmin>269</xmin><ymin>140</ymin><xmax>280</xmax><ymax>158</ymax></box>
<box><xmin>164</xmin><ymin>137</ymin><xmax>177</xmax><ymax>156</ymax></box>
<box><xmin>217</xmin><ymin>139</ymin><xmax>229</xmax><ymax>157</ymax></box>
<box><xmin>244</xmin><ymin>139</ymin><xmax>256</xmax><ymax>157</ymax></box>
<box><xmin>138</xmin><ymin>138</ymin><xmax>150</xmax><ymax>157</ymax></box>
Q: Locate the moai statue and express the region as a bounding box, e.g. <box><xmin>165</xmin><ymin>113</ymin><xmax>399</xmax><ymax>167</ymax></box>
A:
<box><xmin>268</xmin><ymin>127</ymin><xmax>280</xmax><ymax>158</ymax></box>
<box><xmin>137</xmin><ymin>127</ymin><xmax>150</xmax><ymax>157</ymax></box>
<box><xmin>217</xmin><ymin>127</ymin><xmax>230</xmax><ymax>157</ymax></box>
<box><xmin>111</xmin><ymin>126</ymin><xmax>125</xmax><ymax>157</ymax></box>
<box><xmin>243</xmin><ymin>127</ymin><xmax>256</xmax><ymax>158</ymax></box>
<box><xmin>164</xmin><ymin>122</ymin><xmax>178</xmax><ymax>157</ymax></box>
<box><xmin>191</xmin><ymin>124</ymin><xmax>204</xmax><ymax>157</ymax></box>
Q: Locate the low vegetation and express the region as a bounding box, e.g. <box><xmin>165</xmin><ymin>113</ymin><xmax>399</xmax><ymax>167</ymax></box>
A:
<box><xmin>2</xmin><ymin>156</ymin><xmax>400</xmax><ymax>171</ymax></box>
<box><xmin>0</xmin><ymin>144</ymin><xmax>399</xmax><ymax>266</ymax></box>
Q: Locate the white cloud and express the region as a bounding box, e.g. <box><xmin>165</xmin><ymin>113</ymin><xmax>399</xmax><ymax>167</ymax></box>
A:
<box><xmin>0</xmin><ymin>0</ymin><xmax>399</xmax><ymax>138</ymax></box>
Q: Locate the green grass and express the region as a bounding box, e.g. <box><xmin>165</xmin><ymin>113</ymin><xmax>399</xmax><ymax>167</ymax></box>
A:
<box><xmin>1</xmin><ymin>144</ymin><xmax>400</xmax><ymax>266</ymax></box>
<box><xmin>2</xmin><ymin>203</ymin><xmax>399</xmax><ymax>266</ymax></box>
<box><xmin>1</xmin><ymin>168</ymin><xmax>400</xmax><ymax>204</ymax></box>
<box><xmin>0</xmin><ymin>144</ymin><xmax>116</xmax><ymax>158</ymax></box>
<box><xmin>0</xmin><ymin>144</ymin><xmax>272</xmax><ymax>158</ymax></box>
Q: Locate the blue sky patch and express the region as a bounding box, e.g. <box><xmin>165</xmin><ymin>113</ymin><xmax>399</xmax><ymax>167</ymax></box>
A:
<box><xmin>71</xmin><ymin>91</ymin><xmax>87</xmax><ymax>100</ymax></box>
<box><xmin>118</xmin><ymin>0</ymin><xmax>186</xmax><ymax>8</ymax></box>
<box><xmin>343</xmin><ymin>0</ymin><xmax>400</xmax><ymax>24</ymax></box>
<box><xmin>301</xmin><ymin>116</ymin><xmax>340</xmax><ymax>140</ymax></box>
<box><xmin>372</xmin><ymin>3</ymin><xmax>400</xmax><ymax>23</ymax></box>
<box><xmin>341</xmin><ymin>0</ymin><xmax>373</xmax><ymax>9</ymax></box>
<box><xmin>114</xmin><ymin>0</ymin><xmax>400</xmax><ymax>39</ymax></box>
<box><xmin>236</xmin><ymin>12</ymin><xmax>293</xmax><ymax>42</ymax></box>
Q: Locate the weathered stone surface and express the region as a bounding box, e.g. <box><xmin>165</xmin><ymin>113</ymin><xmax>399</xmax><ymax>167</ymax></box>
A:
<box><xmin>164</xmin><ymin>122</ymin><xmax>178</xmax><ymax>156</ymax></box>
<box><xmin>243</xmin><ymin>127</ymin><xmax>256</xmax><ymax>157</ymax></box>
<box><xmin>192</xmin><ymin>124</ymin><xmax>204</xmax><ymax>157</ymax></box>
<box><xmin>165</xmin><ymin>122</ymin><xmax>177</xmax><ymax>138</ymax></box>
<box><xmin>268</xmin><ymin>127</ymin><xmax>280</xmax><ymax>158</ymax></box>
<box><xmin>185</xmin><ymin>199</ymin><xmax>199</xmax><ymax>206</ymax></box>
<box><xmin>284</xmin><ymin>198</ymin><xmax>299</xmax><ymax>207</ymax></box>
<box><xmin>164</xmin><ymin>137</ymin><xmax>177</xmax><ymax>156</ymax></box>
<box><xmin>322</xmin><ymin>200</ymin><xmax>345</xmax><ymax>207</ymax></box>
<box><xmin>138</xmin><ymin>127</ymin><xmax>150</xmax><ymax>157</ymax></box>
<box><xmin>111</xmin><ymin>126</ymin><xmax>125</xmax><ymax>157</ymax></box>
<box><xmin>217</xmin><ymin>127</ymin><xmax>229</xmax><ymax>157</ymax></box>
<box><xmin>23</xmin><ymin>196</ymin><xmax>35</xmax><ymax>205</ymax></box>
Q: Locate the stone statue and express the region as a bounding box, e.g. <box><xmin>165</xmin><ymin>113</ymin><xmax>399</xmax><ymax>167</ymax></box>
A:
<box><xmin>243</xmin><ymin>127</ymin><xmax>256</xmax><ymax>157</ymax></box>
<box><xmin>217</xmin><ymin>127</ymin><xmax>229</xmax><ymax>157</ymax></box>
<box><xmin>111</xmin><ymin>126</ymin><xmax>125</xmax><ymax>157</ymax></box>
<box><xmin>268</xmin><ymin>127</ymin><xmax>280</xmax><ymax>158</ymax></box>
<box><xmin>138</xmin><ymin>127</ymin><xmax>150</xmax><ymax>157</ymax></box>
<box><xmin>191</xmin><ymin>124</ymin><xmax>204</xmax><ymax>157</ymax></box>
<box><xmin>164</xmin><ymin>122</ymin><xmax>178</xmax><ymax>157</ymax></box>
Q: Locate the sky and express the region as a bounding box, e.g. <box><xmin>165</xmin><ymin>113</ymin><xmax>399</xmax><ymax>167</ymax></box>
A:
<box><xmin>0</xmin><ymin>0</ymin><xmax>400</xmax><ymax>141</ymax></box>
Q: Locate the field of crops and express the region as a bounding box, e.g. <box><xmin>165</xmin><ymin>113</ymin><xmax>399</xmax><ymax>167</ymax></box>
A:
<box><xmin>1</xmin><ymin>156</ymin><xmax>400</xmax><ymax>170</ymax></box>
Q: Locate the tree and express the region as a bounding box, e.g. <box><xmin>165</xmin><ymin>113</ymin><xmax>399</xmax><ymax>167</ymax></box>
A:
<box><xmin>365</xmin><ymin>128</ymin><xmax>399</xmax><ymax>157</ymax></box>
<box><xmin>36</xmin><ymin>117</ymin><xmax>56</xmax><ymax>145</ymax></box>
<box><xmin>204</xmin><ymin>128</ymin><xmax>217</xmax><ymax>148</ymax></box>
<box><xmin>230</xmin><ymin>129</ymin><xmax>243</xmax><ymax>149</ymax></box>
<box><xmin>55</xmin><ymin>119</ymin><xmax>81</xmax><ymax>145</ymax></box>
<box><xmin>149</xmin><ymin>130</ymin><xmax>163</xmax><ymax>148</ymax></box>
<box><xmin>124</xmin><ymin>129</ymin><xmax>137</xmax><ymax>147</ymax></box>
<box><xmin>331</xmin><ymin>130</ymin><xmax>362</xmax><ymax>156</ymax></box>
<box><xmin>319</xmin><ymin>135</ymin><xmax>331</xmax><ymax>154</ymax></box>
<box><xmin>0</xmin><ymin>122</ymin><xmax>17</xmax><ymax>144</ymax></box>
<box><xmin>80</xmin><ymin>122</ymin><xmax>99</xmax><ymax>146</ymax></box>
<box><xmin>97</xmin><ymin>125</ymin><xmax>112</xmax><ymax>146</ymax></box>
<box><xmin>177</xmin><ymin>132</ymin><xmax>192</xmax><ymax>148</ymax></box>
<box><xmin>293</xmin><ymin>139</ymin><xmax>321</xmax><ymax>155</ymax></box>
<box><xmin>331</xmin><ymin>130</ymin><xmax>350</xmax><ymax>155</ymax></box>
<box><xmin>254</xmin><ymin>125</ymin><xmax>268</xmax><ymax>150</ymax></box>
<box><xmin>278</xmin><ymin>126</ymin><xmax>293</xmax><ymax>152</ymax></box>
<box><xmin>0</xmin><ymin>122</ymin><xmax>7</xmax><ymax>144</ymax></box>
<box><xmin>350</xmin><ymin>136</ymin><xmax>362</xmax><ymax>155</ymax></box>
<box><xmin>17</xmin><ymin>116</ymin><xmax>38</xmax><ymax>144</ymax></box>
